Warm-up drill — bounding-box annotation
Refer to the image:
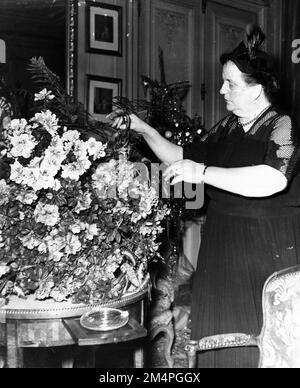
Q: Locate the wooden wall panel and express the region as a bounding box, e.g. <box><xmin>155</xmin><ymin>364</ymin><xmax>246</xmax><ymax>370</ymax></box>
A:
<box><xmin>74</xmin><ymin>0</ymin><xmax>282</xmax><ymax>128</ymax></box>
<box><xmin>138</xmin><ymin>0</ymin><xmax>202</xmax><ymax>118</ymax></box>
<box><xmin>204</xmin><ymin>0</ymin><xmax>268</xmax><ymax>128</ymax></box>
<box><xmin>76</xmin><ymin>0</ymin><xmax>139</xmax><ymax>117</ymax></box>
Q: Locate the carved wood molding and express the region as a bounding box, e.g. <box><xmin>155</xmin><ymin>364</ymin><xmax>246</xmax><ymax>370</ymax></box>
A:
<box><xmin>155</xmin><ymin>8</ymin><xmax>187</xmax><ymax>46</ymax></box>
<box><xmin>209</xmin><ymin>0</ymin><xmax>270</xmax><ymax>11</ymax></box>
<box><xmin>66</xmin><ymin>0</ymin><xmax>77</xmax><ymax>98</ymax></box>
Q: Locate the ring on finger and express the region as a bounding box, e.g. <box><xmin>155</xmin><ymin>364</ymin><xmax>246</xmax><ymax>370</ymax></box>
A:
<box><xmin>121</xmin><ymin>114</ymin><xmax>131</xmax><ymax>130</ymax></box>
<box><xmin>121</xmin><ymin>115</ymin><xmax>128</xmax><ymax>125</ymax></box>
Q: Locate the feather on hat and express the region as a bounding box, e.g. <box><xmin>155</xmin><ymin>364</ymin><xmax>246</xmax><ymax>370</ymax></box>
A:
<box><xmin>220</xmin><ymin>24</ymin><xmax>268</xmax><ymax>74</ymax></box>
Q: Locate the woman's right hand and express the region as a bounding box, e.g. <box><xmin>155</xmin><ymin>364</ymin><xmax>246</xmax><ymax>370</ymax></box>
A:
<box><xmin>107</xmin><ymin>111</ymin><xmax>150</xmax><ymax>136</ymax></box>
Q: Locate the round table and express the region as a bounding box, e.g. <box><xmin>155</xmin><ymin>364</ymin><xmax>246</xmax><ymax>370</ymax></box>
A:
<box><xmin>0</xmin><ymin>288</ymin><xmax>148</xmax><ymax>368</ymax></box>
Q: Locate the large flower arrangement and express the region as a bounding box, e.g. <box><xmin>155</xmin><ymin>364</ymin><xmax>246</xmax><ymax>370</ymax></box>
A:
<box><xmin>0</xmin><ymin>63</ymin><xmax>169</xmax><ymax>305</ymax></box>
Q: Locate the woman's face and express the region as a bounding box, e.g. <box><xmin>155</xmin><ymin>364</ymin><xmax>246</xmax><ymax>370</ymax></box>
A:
<box><xmin>220</xmin><ymin>61</ymin><xmax>261</xmax><ymax>116</ymax></box>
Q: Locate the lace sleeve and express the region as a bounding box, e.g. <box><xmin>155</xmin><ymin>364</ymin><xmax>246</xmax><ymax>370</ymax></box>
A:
<box><xmin>264</xmin><ymin>115</ymin><xmax>300</xmax><ymax>181</ymax></box>
<box><xmin>183</xmin><ymin>115</ymin><xmax>232</xmax><ymax>163</ymax></box>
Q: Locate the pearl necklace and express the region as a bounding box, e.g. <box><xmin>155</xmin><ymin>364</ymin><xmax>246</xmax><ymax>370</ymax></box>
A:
<box><xmin>238</xmin><ymin>105</ymin><xmax>271</xmax><ymax>128</ymax></box>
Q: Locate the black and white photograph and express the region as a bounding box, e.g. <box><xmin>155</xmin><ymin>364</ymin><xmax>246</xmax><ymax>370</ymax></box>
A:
<box><xmin>86</xmin><ymin>1</ymin><xmax>122</xmax><ymax>56</ymax></box>
<box><xmin>87</xmin><ymin>75</ymin><xmax>122</xmax><ymax>121</ymax></box>
<box><xmin>0</xmin><ymin>0</ymin><xmax>300</xmax><ymax>373</ymax></box>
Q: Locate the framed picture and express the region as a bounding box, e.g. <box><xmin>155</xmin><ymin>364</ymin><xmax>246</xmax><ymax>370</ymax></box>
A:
<box><xmin>87</xmin><ymin>75</ymin><xmax>122</xmax><ymax>121</ymax></box>
<box><xmin>86</xmin><ymin>1</ymin><xmax>122</xmax><ymax>56</ymax></box>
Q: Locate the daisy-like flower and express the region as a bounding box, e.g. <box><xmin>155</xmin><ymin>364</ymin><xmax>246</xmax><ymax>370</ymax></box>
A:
<box><xmin>34</xmin><ymin>202</ymin><xmax>60</xmax><ymax>227</ymax></box>
<box><xmin>34</xmin><ymin>88</ymin><xmax>55</xmax><ymax>101</ymax></box>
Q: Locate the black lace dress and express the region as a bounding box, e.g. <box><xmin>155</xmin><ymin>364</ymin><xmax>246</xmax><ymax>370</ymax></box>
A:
<box><xmin>183</xmin><ymin>106</ymin><xmax>300</xmax><ymax>368</ymax></box>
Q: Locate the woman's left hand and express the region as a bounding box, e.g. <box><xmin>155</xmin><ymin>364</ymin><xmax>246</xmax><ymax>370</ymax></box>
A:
<box><xmin>163</xmin><ymin>160</ymin><xmax>206</xmax><ymax>185</ymax></box>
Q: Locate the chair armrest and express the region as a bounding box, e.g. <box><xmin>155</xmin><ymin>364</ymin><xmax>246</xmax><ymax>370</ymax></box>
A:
<box><xmin>185</xmin><ymin>334</ymin><xmax>258</xmax><ymax>368</ymax></box>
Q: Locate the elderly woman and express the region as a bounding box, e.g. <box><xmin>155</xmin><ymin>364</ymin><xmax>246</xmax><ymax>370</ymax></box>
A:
<box><xmin>112</xmin><ymin>25</ymin><xmax>300</xmax><ymax>368</ymax></box>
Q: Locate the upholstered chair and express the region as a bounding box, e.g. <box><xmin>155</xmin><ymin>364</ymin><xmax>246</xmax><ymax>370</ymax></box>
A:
<box><xmin>185</xmin><ymin>266</ymin><xmax>300</xmax><ymax>368</ymax></box>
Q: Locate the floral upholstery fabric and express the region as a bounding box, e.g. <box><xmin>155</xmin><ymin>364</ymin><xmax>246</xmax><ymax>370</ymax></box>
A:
<box><xmin>259</xmin><ymin>267</ymin><xmax>300</xmax><ymax>368</ymax></box>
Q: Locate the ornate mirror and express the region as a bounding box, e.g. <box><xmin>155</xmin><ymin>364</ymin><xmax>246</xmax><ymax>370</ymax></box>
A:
<box><xmin>0</xmin><ymin>0</ymin><xmax>77</xmax><ymax>97</ymax></box>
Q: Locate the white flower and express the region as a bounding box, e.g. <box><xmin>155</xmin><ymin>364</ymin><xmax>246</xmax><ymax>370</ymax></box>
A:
<box><xmin>62</xmin><ymin>156</ymin><xmax>91</xmax><ymax>181</ymax></box>
<box><xmin>34</xmin><ymin>88</ymin><xmax>55</xmax><ymax>101</ymax></box>
<box><xmin>0</xmin><ymin>180</ymin><xmax>10</xmax><ymax>205</ymax></box>
<box><xmin>33</xmin><ymin>160</ymin><xmax>60</xmax><ymax>190</ymax></box>
<box><xmin>50</xmin><ymin>251</ymin><xmax>64</xmax><ymax>262</ymax></box>
<box><xmin>92</xmin><ymin>160</ymin><xmax>118</xmax><ymax>195</ymax></box>
<box><xmin>7</xmin><ymin>118</ymin><xmax>28</xmax><ymax>136</ymax></box>
<box><xmin>61</xmin><ymin>163</ymin><xmax>81</xmax><ymax>181</ymax></box>
<box><xmin>62</xmin><ymin>130</ymin><xmax>80</xmax><ymax>144</ymax></box>
<box><xmin>19</xmin><ymin>232</ymin><xmax>40</xmax><ymax>250</ymax></box>
<box><xmin>9</xmin><ymin>133</ymin><xmax>37</xmax><ymax>159</ymax></box>
<box><xmin>44</xmin><ymin>137</ymin><xmax>67</xmax><ymax>168</ymax></box>
<box><xmin>139</xmin><ymin>224</ymin><xmax>153</xmax><ymax>236</ymax></box>
<box><xmin>16</xmin><ymin>190</ymin><xmax>38</xmax><ymax>205</ymax></box>
<box><xmin>69</xmin><ymin>221</ymin><xmax>84</xmax><ymax>234</ymax></box>
<box><xmin>53</xmin><ymin>179</ymin><xmax>61</xmax><ymax>191</ymax></box>
<box><xmin>0</xmin><ymin>265</ymin><xmax>10</xmax><ymax>278</ymax></box>
<box><xmin>85</xmin><ymin>224</ymin><xmax>99</xmax><ymax>240</ymax></box>
<box><xmin>31</xmin><ymin>110</ymin><xmax>59</xmax><ymax>137</ymax></box>
<box><xmin>74</xmin><ymin>140</ymin><xmax>88</xmax><ymax>159</ymax></box>
<box><xmin>23</xmin><ymin>167</ymin><xmax>40</xmax><ymax>190</ymax></box>
<box><xmin>104</xmin><ymin>262</ymin><xmax>119</xmax><ymax>280</ymax></box>
<box><xmin>38</xmin><ymin>232</ymin><xmax>65</xmax><ymax>257</ymax></box>
<box><xmin>65</xmin><ymin>233</ymin><xmax>81</xmax><ymax>255</ymax></box>
<box><xmin>86</xmin><ymin>138</ymin><xmax>107</xmax><ymax>160</ymax></box>
<box><xmin>10</xmin><ymin>160</ymin><xmax>24</xmax><ymax>184</ymax></box>
<box><xmin>34</xmin><ymin>202</ymin><xmax>60</xmax><ymax>227</ymax></box>
<box><xmin>74</xmin><ymin>191</ymin><xmax>92</xmax><ymax>213</ymax></box>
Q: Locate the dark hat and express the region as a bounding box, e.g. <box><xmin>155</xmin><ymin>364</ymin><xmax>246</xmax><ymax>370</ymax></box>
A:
<box><xmin>220</xmin><ymin>24</ymin><xmax>270</xmax><ymax>74</ymax></box>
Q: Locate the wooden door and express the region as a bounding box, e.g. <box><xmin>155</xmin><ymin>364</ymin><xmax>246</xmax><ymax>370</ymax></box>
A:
<box><xmin>138</xmin><ymin>0</ymin><xmax>203</xmax><ymax>117</ymax></box>
<box><xmin>138</xmin><ymin>0</ymin><xmax>280</xmax><ymax>128</ymax></box>
<box><xmin>203</xmin><ymin>0</ymin><xmax>269</xmax><ymax>129</ymax></box>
